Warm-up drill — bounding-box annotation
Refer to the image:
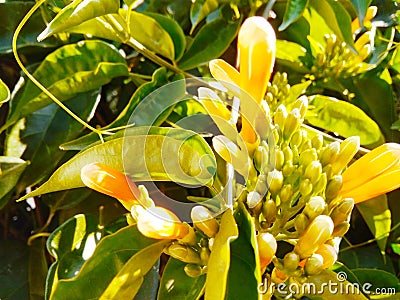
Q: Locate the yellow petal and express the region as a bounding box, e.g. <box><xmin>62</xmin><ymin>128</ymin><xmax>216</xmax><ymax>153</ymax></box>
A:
<box><xmin>238</xmin><ymin>16</ymin><xmax>276</xmax><ymax>103</ymax></box>
<box><xmin>209</xmin><ymin>59</ymin><xmax>240</xmax><ymax>86</ymax></box>
<box><xmin>81</xmin><ymin>162</ymin><xmax>139</xmax><ymax>210</ymax></box>
<box><xmin>351</xmin><ymin>6</ymin><xmax>377</xmax><ymax>33</ymax></box>
<box><xmin>197</xmin><ymin>87</ymin><xmax>232</xmax><ymax>121</ymax></box>
<box><xmin>340</xmin><ymin>165</ymin><xmax>400</xmax><ymax>204</ymax></box>
<box><xmin>341</xmin><ymin>143</ymin><xmax>400</xmax><ymax>193</ymax></box>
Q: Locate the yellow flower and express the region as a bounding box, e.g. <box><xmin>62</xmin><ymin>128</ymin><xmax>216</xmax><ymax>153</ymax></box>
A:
<box><xmin>210</xmin><ymin>16</ymin><xmax>276</xmax><ymax>144</ymax></box>
<box><xmin>132</xmin><ymin>205</ymin><xmax>189</xmax><ymax>240</ymax></box>
<box><xmin>339</xmin><ymin>143</ymin><xmax>400</xmax><ymax>203</ymax></box>
<box><xmin>257</xmin><ymin>232</ymin><xmax>277</xmax><ymax>269</ymax></box>
<box><xmin>81</xmin><ymin>162</ymin><xmax>139</xmax><ymax>210</ymax></box>
<box><xmin>351</xmin><ymin>6</ymin><xmax>377</xmax><ymax>34</ymax></box>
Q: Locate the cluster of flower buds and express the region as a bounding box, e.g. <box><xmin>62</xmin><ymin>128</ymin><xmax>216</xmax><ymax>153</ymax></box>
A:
<box><xmin>310</xmin><ymin>33</ymin><xmax>373</xmax><ymax>81</ymax></box>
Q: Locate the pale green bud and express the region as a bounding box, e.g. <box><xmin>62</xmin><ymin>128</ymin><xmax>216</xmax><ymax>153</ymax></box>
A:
<box><xmin>274</xmin><ymin>104</ymin><xmax>287</xmax><ymax>129</ymax></box>
<box><xmin>299</xmin><ymin>179</ymin><xmax>313</xmax><ymax>196</ymax></box>
<box><xmin>290</xmin><ymin>131</ymin><xmax>302</xmax><ymax>147</ymax></box>
<box><xmin>311</xmin><ymin>134</ymin><xmax>323</xmax><ymax>150</ymax></box>
<box><xmin>283</xmin><ymin>145</ymin><xmax>293</xmax><ymax>162</ymax></box>
<box><xmin>184</xmin><ymin>264</ymin><xmax>203</xmax><ymax>278</ymax></box>
<box><xmin>291</xmin><ymin>145</ymin><xmax>299</xmax><ymax>164</ymax></box>
<box><xmin>313</xmin><ymin>173</ymin><xmax>327</xmax><ymax>194</ymax></box>
<box><xmin>254</xmin><ymin>146</ymin><xmax>266</xmax><ymax>172</ymax></box>
<box><xmin>255</xmin><ymin>174</ymin><xmax>268</xmax><ymax>195</ymax></box>
<box><xmin>262</xmin><ymin>199</ymin><xmax>278</xmax><ymax>223</ymax></box>
<box><xmin>305</xmin><ymin>254</ymin><xmax>324</xmax><ymax>275</ymax></box>
<box><xmin>320</xmin><ymin>141</ymin><xmax>340</xmax><ymax>166</ymax></box>
<box><xmin>247</xmin><ymin>191</ymin><xmax>262</xmax><ymax>209</ymax></box>
<box><xmin>191</xmin><ymin>206</ymin><xmax>219</xmax><ymax>238</ymax></box>
<box><xmin>268</xmin><ymin>170</ymin><xmax>284</xmax><ymax>196</ymax></box>
<box><xmin>293</xmin><ymin>96</ymin><xmax>308</xmax><ymax>119</ymax></box>
<box><xmin>331</xmin><ymin>136</ymin><xmax>360</xmax><ymax>174</ymax></box>
<box><xmin>282</xmin><ymin>161</ymin><xmax>295</xmax><ymax>177</ymax></box>
<box><xmin>325</xmin><ymin>175</ymin><xmax>343</xmax><ymax>201</ymax></box>
<box><xmin>332</xmin><ymin>222</ymin><xmax>350</xmax><ymax>237</ymax></box>
<box><xmin>166</xmin><ymin>244</ymin><xmax>202</xmax><ymax>264</ymax></box>
<box><xmin>322</xmin><ymin>164</ymin><xmax>333</xmax><ymax>180</ymax></box>
<box><xmin>275</xmin><ymin>149</ymin><xmax>285</xmax><ymax>171</ymax></box>
<box><xmin>283</xmin><ymin>108</ymin><xmax>301</xmax><ymax>140</ymax></box>
<box><xmin>303</xmin><ymin>196</ymin><xmax>326</xmax><ymax>219</ymax></box>
<box><xmin>300</xmin><ymin>140</ymin><xmax>312</xmax><ymax>152</ymax></box>
<box><xmin>294</xmin><ymin>213</ymin><xmax>309</xmax><ymax>234</ymax></box>
<box><xmin>200</xmin><ymin>247</ymin><xmax>210</xmax><ymax>265</ymax></box>
<box><xmin>304</xmin><ymin>161</ymin><xmax>322</xmax><ymax>185</ymax></box>
<box><xmin>299</xmin><ymin>149</ymin><xmax>318</xmax><ymax>167</ymax></box>
<box><xmin>284</xmin><ymin>252</ymin><xmax>300</xmax><ymax>271</ymax></box>
<box><xmin>279</xmin><ymin>184</ymin><xmax>293</xmax><ymax>203</ymax></box>
<box><xmin>330</xmin><ymin>198</ymin><xmax>354</xmax><ymax>226</ymax></box>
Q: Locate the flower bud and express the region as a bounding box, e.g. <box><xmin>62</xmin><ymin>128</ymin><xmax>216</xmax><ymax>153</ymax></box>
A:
<box><xmin>290</xmin><ymin>131</ymin><xmax>302</xmax><ymax>147</ymax></box>
<box><xmin>299</xmin><ymin>149</ymin><xmax>318</xmax><ymax>167</ymax></box>
<box><xmin>320</xmin><ymin>142</ymin><xmax>340</xmax><ymax>166</ymax></box>
<box><xmin>279</xmin><ymin>184</ymin><xmax>293</xmax><ymax>203</ymax></box>
<box><xmin>315</xmin><ymin>244</ymin><xmax>337</xmax><ymax>269</ymax></box>
<box><xmin>247</xmin><ymin>191</ymin><xmax>262</xmax><ymax>209</ymax></box>
<box><xmin>293</xmin><ymin>96</ymin><xmax>308</xmax><ymax>119</ymax></box>
<box><xmin>274</xmin><ymin>104</ymin><xmax>288</xmax><ymax>129</ymax></box>
<box><xmin>304</xmin><ymin>254</ymin><xmax>324</xmax><ymax>275</ymax></box>
<box><xmin>283</xmin><ymin>252</ymin><xmax>300</xmax><ymax>271</ymax></box>
<box><xmin>303</xmin><ymin>196</ymin><xmax>326</xmax><ymax>219</ymax></box>
<box><xmin>258</xmin><ymin>233</ymin><xmax>277</xmax><ymax>269</ymax></box>
<box><xmin>294</xmin><ymin>215</ymin><xmax>334</xmax><ymax>258</ymax></box>
<box><xmin>267</xmin><ymin>170</ymin><xmax>283</xmax><ymax>196</ymax></box>
<box><xmin>331</xmin><ymin>136</ymin><xmax>360</xmax><ymax>175</ymax></box>
<box><xmin>271</xmin><ymin>267</ymin><xmax>288</xmax><ymax>284</ymax></box>
<box><xmin>283</xmin><ymin>108</ymin><xmax>301</xmax><ymax>141</ymax></box>
<box><xmin>184</xmin><ymin>264</ymin><xmax>203</xmax><ymax>278</ymax></box>
<box><xmin>313</xmin><ymin>173</ymin><xmax>327</xmax><ymax>194</ymax></box>
<box><xmin>200</xmin><ymin>247</ymin><xmax>210</xmax><ymax>265</ymax></box>
<box><xmin>275</xmin><ymin>150</ymin><xmax>285</xmax><ymax>171</ymax></box>
<box><xmin>304</xmin><ymin>161</ymin><xmax>322</xmax><ymax>185</ymax></box>
<box><xmin>283</xmin><ymin>145</ymin><xmax>293</xmax><ymax>162</ymax></box>
<box><xmin>325</xmin><ymin>175</ymin><xmax>343</xmax><ymax>201</ymax></box>
<box><xmin>262</xmin><ymin>199</ymin><xmax>278</xmax><ymax>223</ymax></box>
<box><xmin>299</xmin><ymin>179</ymin><xmax>313</xmax><ymax>196</ymax></box>
<box><xmin>282</xmin><ymin>161</ymin><xmax>295</xmax><ymax>177</ymax></box>
<box><xmin>332</xmin><ymin>222</ymin><xmax>350</xmax><ymax>237</ymax></box>
<box><xmin>166</xmin><ymin>244</ymin><xmax>202</xmax><ymax>264</ymax></box>
<box><xmin>294</xmin><ymin>213</ymin><xmax>309</xmax><ymax>234</ymax></box>
<box><xmin>330</xmin><ymin>198</ymin><xmax>354</xmax><ymax>226</ymax></box>
<box><xmin>191</xmin><ymin>206</ymin><xmax>219</xmax><ymax>238</ymax></box>
<box><xmin>134</xmin><ymin>205</ymin><xmax>189</xmax><ymax>240</ymax></box>
<box><xmin>254</xmin><ymin>145</ymin><xmax>269</xmax><ymax>172</ymax></box>
<box><xmin>311</xmin><ymin>134</ymin><xmax>323</xmax><ymax>150</ymax></box>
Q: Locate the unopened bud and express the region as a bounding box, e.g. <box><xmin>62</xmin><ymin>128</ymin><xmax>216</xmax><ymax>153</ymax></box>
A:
<box><xmin>267</xmin><ymin>170</ymin><xmax>284</xmax><ymax>195</ymax></box>
<box><xmin>330</xmin><ymin>198</ymin><xmax>354</xmax><ymax>226</ymax></box>
<box><xmin>255</xmin><ymin>174</ymin><xmax>268</xmax><ymax>195</ymax></box>
<box><xmin>311</xmin><ymin>134</ymin><xmax>323</xmax><ymax>150</ymax></box>
<box><xmin>304</xmin><ymin>161</ymin><xmax>322</xmax><ymax>185</ymax></box>
<box><xmin>295</xmin><ymin>215</ymin><xmax>334</xmax><ymax>258</ymax></box>
<box><xmin>271</xmin><ymin>267</ymin><xmax>288</xmax><ymax>284</ymax></box>
<box><xmin>279</xmin><ymin>184</ymin><xmax>293</xmax><ymax>203</ymax></box>
<box><xmin>299</xmin><ymin>179</ymin><xmax>313</xmax><ymax>196</ymax></box>
<box><xmin>275</xmin><ymin>150</ymin><xmax>285</xmax><ymax>171</ymax></box>
<box><xmin>299</xmin><ymin>149</ymin><xmax>318</xmax><ymax>167</ymax></box>
<box><xmin>325</xmin><ymin>175</ymin><xmax>343</xmax><ymax>201</ymax></box>
<box><xmin>303</xmin><ymin>196</ymin><xmax>326</xmax><ymax>219</ymax></box>
<box><xmin>313</xmin><ymin>173</ymin><xmax>327</xmax><ymax>194</ymax></box>
<box><xmin>254</xmin><ymin>146</ymin><xmax>269</xmax><ymax>172</ymax></box>
<box><xmin>304</xmin><ymin>254</ymin><xmax>324</xmax><ymax>275</ymax></box>
<box><xmin>283</xmin><ymin>252</ymin><xmax>300</xmax><ymax>271</ymax></box>
<box><xmin>294</xmin><ymin>213</ymin><xmax>309</xmax><ymax>234</ymax></box>
<box><xmin>320</xmin><ymin>142</ymin><xmax>340</xmax><ymax>166</ymax></box>
<box><xmin>332</xmin><ymin>222</ymin><xmax>350</xmax><ymax>237</ymax></box>
<box><xmin>293</xmin><ymin>96</ymin><xmax>308</xmax><ymax>119</ymax></box>
<box><xmin>166</xmin><ymin>244</ymin><xmax>202</xmax><ymax>264</ymax></box>
<box><xmin>191</xmin><ymin>206</ymin><xmax>219</xmax><ymax>238</ymax></box>
<box><xmin>258</xmin><ymin>233</ymin><xmax>277</xmax><ymax>269</ymax></box>
<box><xmin>274</xmin><ymin>104</ymin><xmax>288</xmax><ymax>129</ymax></box>
<box><xmin>332</xmin><ymin>136</ymin><xmax>360</xmax><ymax>175</ymax></box>
<box><xmin>262</xmin><ymin>199</ymin><xmax>278</xmax><ymax>223</ymax></box>
<box><xmin>184</xmin><ymin>264</ymin><xmax>203</xmax><ymax>278</ymax></box>
<box><xmin>200</xmin><ymin>247</ymin><xmax>210</xmax><ymax>265</ymax></box>
<box><xmin>283</xmin><ymin>145</ymin><xmax>293</xmax><ymax>162</ymax></box>
<box><xmin>247</xmin><ymin>191</ymin><xmax>262</xmax><ymax>209</ymax></box>
<box><xmin>283</xmin><ymin>108</ymin><xmax>301</xmax><ymax>140</ymax></box>
<box><xmin>290</xmin><ymin>131</ymin><xmax>302</xmax><ymax>147</ymax></box>
<box><xmin>315</xmin><ymin>244</ymin><xmax>337</xmax><ymax>269</ymax></box>
<box><xmin>282</xmin><ymin>161</ymin><xmax>294</xmax><ymax>177</ymax></box>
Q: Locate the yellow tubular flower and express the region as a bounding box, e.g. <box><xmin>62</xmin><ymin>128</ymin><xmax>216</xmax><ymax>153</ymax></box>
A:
<box><xmin>81</xmin><ymin>162</ymin><xmax>139</xmax><ymax>210</ymax></box>
<box><xmin>340</xmin><ymin>143</ymin><xmax>400</xmax><ymax>203</ymax></box>
<box><xmin>133</xmin><ymin>204</ymin><xmax>189</xmax><ymax>240</ymax></box>
<box><xmin>238</xmin><ymin>16</ymin><xmax>276</xmax><ymax>144</ymax></box>
<box><xmin>351</xmin><ymin>6</ymin><xmax>377</xmax><ymax>34</ymax></box>
<box><xmin>257</xmin><ymin>232</ymin><xmax>277</xmax><ymax>269</ymax></box>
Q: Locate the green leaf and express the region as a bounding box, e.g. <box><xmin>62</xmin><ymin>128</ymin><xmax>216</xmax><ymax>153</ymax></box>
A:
<box><xmin>276</xmin><ymin>39</ymin><xmax>310</xmax><ymax>73</ymax></box>
<box><xmin>6</xmin><ymin>90</ymin><xmax>100</xmax><ymax>193</ymax></box>
<box><xmin>356</xmin><ymin>195</ymin><xmax>391</xmax><ymax>255</ymax></box>
<box><xmin>205</xmin><ymin>209</ymin><xmax>238</xmax><ymax>300</ymax></box>
<box><xmin>190</xmin><ymin>0</ymin><xmax>219</xmax><ymax>34</ymax></box>
<box><xmin>0</xmin><ymin>1</ymin><xmax>59</xmax><ymax>53</ymax></box>
<box><xmin>29</xmin><ymin>239</ymin><xmax>48</xmax><ymax>300</ymax></box>
<box><xmin>0</xmin><ymin>156</ymin><xmax>27</xmax><ymax>209</ymax></box>
<box><xmin>37</xmin><ymin>0</ymin><xmax>120</xmax><ymax>41</ymax></box>
<box><xmin>306</xmin><ymin>95</ymin><xmax>384</xmax><ymax>146</ymax></box>
<box><xmin>350</xmin><ymin>0</ymin><xmax>372</xmax><ymax>26</ymax></box>
<box><xmin>391</xmin><ymin>243</ymin><xmax>400</xmax><ymax>255</ymax></box>
<box><xmin>18</xmin><ymin>128</ymin><xmax>216</xmax><ymax>201</ymax></box>
<box><xmin>178</xmin><ymin>7</ymin><xmax>241</xmax><ymax>70</ymax></box>
<box><xmin>279</xmin><ymin>0</ymin><xmax>309</xmax><ymax>31</ymax></box>
<box><xmin>158</xmin><ymin>258</ymin><xmax>206</xmax><ymax>300</ymax></box>
<box><xmin>42</xmin><ymin>188</ymin><xmax>93</xmax><ymax>211</ymax></box>
<box><xmin>309</xmin><ymin>0</ymin><xmax>355</xmax><ymax>51</ymax></box>
<box><xmin>351</xmin><ymin>269</ymin><xmax>399</xmax><ymax>296</ymax></box>
<box><xmin>144</xmin><ymin>12</ymin><xmax>187</xmax><ymax>61</ymax></box>
<box><xmin>225</xmin><ymin>202</ymin><xmax>260</xmax><ymax>300</ymax></box>
<box><xmin>0</xmin><ymin>241</ymin><xmax>29</xmax><ymax>299</ymax></box>
<box><xmin>48</xmin><ymin>224</ymin><xmax>159</xmax><ymax>299</ymax></box>
<box><xmin>0</xmin><ymin>78</ymin><xmax>10</xmax><ymax>104</ymax></box>
<box><xmin>100</xmin><ymin>241</ymin><xmax>168</xmax><ymax>299</ymax></box>
<box><xmin>1</xmin><ymin>40</ymin><xmax>128</xmax><ymax>132</ymax></box>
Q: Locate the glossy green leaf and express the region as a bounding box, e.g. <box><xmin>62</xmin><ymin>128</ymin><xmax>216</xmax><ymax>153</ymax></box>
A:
<box><xmin>190</xmin><ymin>0</ymin><xmax>219</xmax><ymax>34</ymax></box>
<box><xmin>100</xmin><ymin>240</ymin><xmax>168</xmax><ymax>299</ymax></box>
<box><xmin>6</xmin><ymin>90</ymin><xmax>100</xmax><ymax>193</ymax></box>
<box><xmin>18</xmin><ymin>128</ymin><xmax>216</xmax><ymax>201</ymax></box>
<box><xmin>352</xmin><ymin>269</ymin><xmax>399</xmax><ymax>296</ymax></box>
<box><xmin>356</xmin><ymin>195</ymin><xmax>391</xmax><ymax>255</ymax></box>
<box><xmin>158</xmin><ymin>258</ymin><xmax>205</xmax><ymax>300</ymax></box>
<box><xmin>0</xmin><ymin>1</ymin><xmax>59</xmax><ymax>53</ymax></box>
<box><xmin>1</xmin><ymin>40</ymin><xmax>128</xmax><ymax>132</ymax></box>
<box><xmin>42</xmin><ymin>188</ymin><xmax>93</xmax><ymax>211</ymax></box>
<box><xmin>37</xmin><ymin>0</ymin><xmax>120</xmax><ymax>41</ymax></box>
<box><xmin>279</xmin><ymin>0</ymin><xmax>309</xmax><ymax>31</ymax></box>
<box><xmin>309</xmin><ymin>0</ymin><xmax>355</xmax><ymax>51</ymax></box>
<box><xmin>48</xmin><ymin>224</ymin><xmax>158</xmax><ymax>299</ymax></box>
<box><xmin>0</xmin><ymin>241</ymin><xmax>29</xmax><ymax>299</ymax></box>
<box><xmin>350</xmin><ymin>0</ymin><xmax>372</xmax><ymax>26</ymax></box>
<box><xmin>0</xmin><ymin>78</ymin><xmax>10</xmax><ymax>104</ymax></box>
<box><xmin>276</xmin><ymin>39</ymin><xmax>310</xmax><ymax>73</ymax></box>
<box><xmin>225</xmin><ymin>202</ymin><xmax>260</xmax><ymax>300</ymax></box>
<box><xmin>0</xmin><ymin>156</ymin><xmax>27</xmax><ymax>209</ymax></box>
<box><xmin>205</xmin><ymin>209</ymin><xmax>238</xmax><ymax>300</ymax></box>
<box><xmin>178</xmin><ymin>7</ymin><xmax>241</xmax><ymax>70</ymax></box>
<box><xmin>144</xmin><ymin>12</ymin><xmax>186</xmax><ymax>61</ymax></box>
<box><xmin>391</xmin><ymin>243</ymin><xmax>400</xmax><ymax>255</ymax></box>
<box><xmin>29</xmin><ymin>239</ymin><xmax>48</xmax><ymax>300</ymax></box>
<box><xmin>306</xmin><ymin>95</ymin><xmax>384</xmax><ymax>146</ymax></box>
